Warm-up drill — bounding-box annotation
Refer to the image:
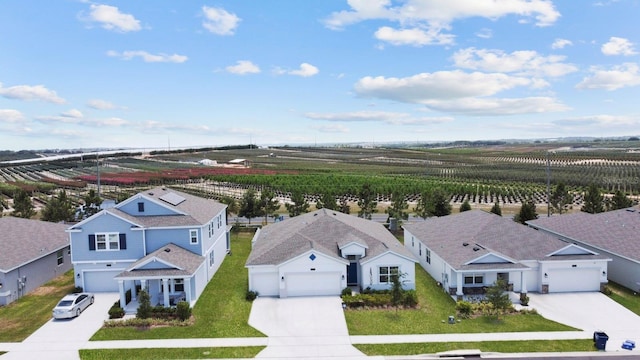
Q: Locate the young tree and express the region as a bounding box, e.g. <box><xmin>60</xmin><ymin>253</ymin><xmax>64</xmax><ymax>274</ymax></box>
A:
<box><xmin>285</xmin><ymin>189</ymin><xmax>309</xmax><ymax>217</ymax></box>
<box><xmin>514</xmin><ymin>199</ymin><xmax>538</xmax><ymax>224</ymax></box>
<box><xmin>549</xmin><ymin>182</ymin><xmax>573</xmax><ymax>215</ymax></box>
<box><xmin>582</xmin><ymin>184</ymin><xmax>605</xmax><ymax>214</ymax></box>
<box><xmin>608</xmin><ymin>190</ymin><xmax>632</xmax><ymax>210</ymax></box>
<box><xmin>357</xmin><ymin>183</ymin><xmax>377</xmax><ymax>220</ymax></box>
<box><xmin>490</xmin><ymin>202</ymin><xmax>502</xmax><ymax>216</ymax></box>
<box><xmin>239</xmin><ymin>189</ymin><xmax>261</xmax><ymax>224</ymax></box>
<box><xmin>338</xmin><ymin>196</ymin><xmax>350</xmax><ymax>214</ymax></box>
<box><xmin>260</xmin><ymin>189</ymin><xmax>280</xmax><ymax>223</ymax></box>
<box><xmin>136</xmin><ymin>289</ymin><xmax>152</xmax><ymax>319</ymax></box>
<box><xmin>390</xmin><ymin>271</ymin><xmax>406</xmax><ymax>313</ymax></box>
<box><xmin>386</xmin><ymin>189</ymin><xmax>409</xmax><ymax>224</ymax></box>
<box><xmin>11</xmin><ymin>189</ymin><xmax>34</xmax><ymax>219</ymax></box>
<box><xmin>431</xmin><ymin>188</ymin><xmax>452</xmax><ymax>217</ymax></box>
<box><xmin>41</xmin><ymin>190</ymin><xmax>75</xmax><ymax>223</ymax></box>
<box><xmin>414</xmin><ymin>190</ymin><xmax>432</xmax><ymax>220</ymax></box>
<box><xmin>316</xmin><ymin>190</ymin><xmax>338</xmax><ymax>211</ymax></box>
<box><xmin>459</xmin><ymin>200</ymin><xmax>472</xmax><ymax>212</ymax></box>
<box><xmin>81</xmin><ymin>189</ymin><xmax>102</xmax><ymax>219</ymax></box>
<box><xmin>220</xmin><ymin>196</ymin><xmax>238</xmax><ymax>222</ymax></box>
<box><xmin>485</xmin><ymin>279</ymin><xmax>512</xmax><ymax>319</ymax></box>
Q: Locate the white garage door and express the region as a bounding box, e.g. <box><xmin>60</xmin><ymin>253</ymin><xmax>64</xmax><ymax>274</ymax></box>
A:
<box><xmin>251</xmin><ymin>272</ymin><xmax>279</xmax><ymax>297</ymax></box>
<box><xmin>285</xmin><ymin>272</ymin><xmax>341</xmax><ymax>297</ymax></box>
<box><xmin>83</xmin><ymin>270</ymin><xmax>122</xmax><ymax>292</ymax></box>
<box><xmin>548</xmin><ymin>268</ymin><xmax>600</xmax><ymax>292</ymax></box>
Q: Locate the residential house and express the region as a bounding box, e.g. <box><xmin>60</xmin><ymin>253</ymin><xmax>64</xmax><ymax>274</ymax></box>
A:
<box><xmin>67</xmin><ymin>187</ymin><xmax>230</xmax><ymax>311</ymax></box>
<box><xmin>246</xmin><ymin>209</ymin><xmax>417</xmax><ymax>297</ymax></box>
<box><xmin>528</xmin><ymin>207</ymin><xmax>640</xmax><ymax>292</ymax></box>
<box><xmin>404</xmin><ymin>210</ymin><xmax>610</xmax><ymax>299</ymax></box>
<box><xmin>0</xmin><ymin>217</ymin><xmax>72</xmax><ymax>306</ymax></box>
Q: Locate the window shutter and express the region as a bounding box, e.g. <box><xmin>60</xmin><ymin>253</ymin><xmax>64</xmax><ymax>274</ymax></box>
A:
<box><xmin>88</xmin><ymin>234</ymin><xmax>96</xmax><ymax>251</ymax></box>
<box><xmin>119</xmin><ymin>234</ymin><xmax>127</xmax><ymax>250</ymax></box>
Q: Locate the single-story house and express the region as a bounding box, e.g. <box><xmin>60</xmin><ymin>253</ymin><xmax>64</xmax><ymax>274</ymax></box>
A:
<box><xmin>246</xmin><ymin>209</ymin><xmax>417</xmax><ymax>297</ymax></box>
<box><xmin>0</xmin><ymin>217</ymin><xmax>72</xmax><ymax>306</ymax></box>
<box><xmin>403</xmin><ymin>210</ymin><xmax>610</xmax><ymax>299</ymax></box>
<box><xmin>528</xmin><ymin>207</ymin><xmax>640</xmax><ymax>292</ymax></box>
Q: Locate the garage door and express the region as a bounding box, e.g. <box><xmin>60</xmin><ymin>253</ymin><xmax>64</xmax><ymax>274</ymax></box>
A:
<box><xmin>250</xmin><ymin>273</ymin><xmax>279</xmax><ymax>297</ymax></box>
<box><xmin>548</xmin><ymin>268</ymin><xmax>600</xmax><ymax>292</ymax></box>
<box><xmin>83</xmin><ymin>270</ymin><xmax>122</xmax><ymax>292</ymax></box>
<box><xmin>285</xmin><ymin>272</ymin><xmax>341</xmax><ymax>297</ymax></box>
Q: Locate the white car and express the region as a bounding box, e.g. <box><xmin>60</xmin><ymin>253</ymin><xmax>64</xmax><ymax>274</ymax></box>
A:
<box><xmin>52</xmin><ymin>293</ymin><xmax>94</xmax><ymax>319</ymax></box>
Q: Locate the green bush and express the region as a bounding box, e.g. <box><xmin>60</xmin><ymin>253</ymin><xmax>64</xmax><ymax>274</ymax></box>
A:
<box><xmin>108</xmin><ymin>301</ymin><xmax>125</xmax><ymax>319</ymax></box>
<box><xmin>341</xmin><ymin>287</ymin><xmax>352</xmax><ymax>296</ymax></box>
<box><xmin>73</xmin><ymin>286</ymin><xmax>83</xmax><ymax>293</ymax></box>
<box><xmin>176</xmin><ymin>301</ymin><xmax>192</xmax><ymax>321</ymax></box>
<box><xmin>456</xmin><ymin>301</ymin><xmax>473</xmax><ymax>318</ymax></box>
<box><xmin>601</xmin><ymin>286</ymin><xmax>612</xmax><ymax>296</ymax></box>
<box><xmin>403</xmin><ymin>290</ymin><xmax>418</xmax><ymax>307</ymax></box>
<box><xmin>520</xmin><ymin>293</ymin><xmax>530</xmax><ymax>306</ymax></box>
<box><xmin>136</xmin><ymin>289</ymin><xmax>152</xmax><ymax>319</ymax></box>
<box><xmin>245</xmin><ymin>290</ymin><xmax>258</xmax><ymax>301</ymax></box>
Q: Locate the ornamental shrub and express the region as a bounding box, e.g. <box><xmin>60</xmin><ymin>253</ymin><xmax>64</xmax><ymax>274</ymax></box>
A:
<box><xmin>176</xmin><ymin>301</ymin><xmax>192</xmax><ymax>321</ymax></box>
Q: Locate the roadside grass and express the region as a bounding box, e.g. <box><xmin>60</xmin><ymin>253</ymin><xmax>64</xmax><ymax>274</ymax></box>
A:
<box><xmin>90</xmin><ymin>231</ymin><xmax>264</xmax><ymax>340</ymax></box>
<box><xmin>344</xmin><ymin>265</ymin><xmax>576</xmax><ymax>335</ymax></box>
<box><xmin>355</xmin><ymin>339</ymin><xmax>595</xmax><ymax>356</ymax></box>
<box><xmin>606</xmin><ymin>281</ymin><xmax>640</xmax><ymax>315</ymax></box>
<box><xmin>0</xmin><ymin>270</ymin><xmax>74</xmax><ymax>342</ymax></box>
<box><xmin>79</xmin><ymin>346</ymin><xmax>264</xmax><ymax>359</ymax></box>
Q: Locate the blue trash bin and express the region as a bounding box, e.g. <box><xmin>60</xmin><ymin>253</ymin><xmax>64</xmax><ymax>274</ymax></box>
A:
<box><xmin>593</xmin><ymin>331</ymin><xmax>609</xmax><ymax>350</ymax></box>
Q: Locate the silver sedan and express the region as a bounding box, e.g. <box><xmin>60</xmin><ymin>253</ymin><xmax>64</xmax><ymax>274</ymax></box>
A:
<box><xmin>52</xmin><ymin>292</ymin><xmax>95</xmax><ymax>319</ymax></box>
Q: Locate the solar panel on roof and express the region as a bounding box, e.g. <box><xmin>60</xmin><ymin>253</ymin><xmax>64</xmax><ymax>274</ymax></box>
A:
<box><xmin>159</xmin><ymin>192</ymin><xmax>185</xmax><ymax>206</ymax></box>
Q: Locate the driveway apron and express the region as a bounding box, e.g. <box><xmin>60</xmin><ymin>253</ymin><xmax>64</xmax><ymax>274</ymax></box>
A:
<box><xmin>249</xmin><ymin>296</ymin><xmax>369</xmax><ymax>359</ymax></box>
<box><xmin>527</xmin><ymin>292</ymin><xmax>640</xmax><ymax>352</ymax></box>
<box><xmin>0</xmin><ymin>293</ymin><xmax>118</xmax><ymax>360</ymax></box>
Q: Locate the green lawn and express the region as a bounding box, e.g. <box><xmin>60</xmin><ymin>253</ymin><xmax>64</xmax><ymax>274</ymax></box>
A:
<box><xmin>606</xmin><ymin>282</ymin><xmax>640</xmax><ymax>315</ymax></box>
<box><xmin>79</xmin><ymin>347</ymin><xmax>264</xmax><ymax>359</ymax></box>
<box><xmin>0</xmin><ymin>270</ymin><xmax>75</xmax><ymax>342</ymax></box>
<box><xmin>344</xmin><ymin>265</ymin><xmax>577</xmax><ymax>335</ymax></box>
<box><xmin>355</xmin><ymin>339</ymin><xmax>595</xmax><ymax>356</ymax></box>
<box><xmin>91</xmin><ymin>231</ymin><xmax>264</xmax><ymax>340</ymax></box>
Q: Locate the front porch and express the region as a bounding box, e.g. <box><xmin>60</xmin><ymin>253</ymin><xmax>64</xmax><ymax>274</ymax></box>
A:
<box><xmin>117</xmin><ymin>277</ymin><xmax>193</xmax><ymax>314</ymax></box>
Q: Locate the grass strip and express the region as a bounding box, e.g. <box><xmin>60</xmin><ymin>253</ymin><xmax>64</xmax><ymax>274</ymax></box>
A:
<box><xmin>79</xmin><ymin>346</ymin><xmax>264</xmax><ymax>359</ymax></box>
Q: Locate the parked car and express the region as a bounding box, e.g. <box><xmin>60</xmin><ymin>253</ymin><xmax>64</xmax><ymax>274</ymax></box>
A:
<box><xmin>52</xmin><ymin>293</ymin><xmax>94</xmax><ymax>319</ymax></box>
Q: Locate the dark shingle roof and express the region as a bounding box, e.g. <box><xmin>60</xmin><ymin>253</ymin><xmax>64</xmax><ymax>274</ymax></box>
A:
<box><xmin>246</xmin><ymin>209</ymin><xmax>413</xmax><ymax>266</ymax></box>
<box><xmin>528</xmin><ymin>207</ymin><xmax>640</xmax><ymax>262</ymax></box>
<box><xmin>116</xmin><ymin>243</ymin><xmax>204</xmax><ymax>278</ymax></box>
<box><xmin>0</xmin><ymin>217</ymin><xmax>69</xmax><ymax>272</ymax></box>
<box><xmin>403</xmin><ymin>210</ymin><xmax>604</xmax><ymax>270</ymax></box>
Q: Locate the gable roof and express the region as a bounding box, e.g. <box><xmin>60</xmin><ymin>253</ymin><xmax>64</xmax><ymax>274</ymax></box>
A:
<box><xmin>403</xmin><ymin>210</ymin><xmax>607</xmax><ymax>271</ymax></box>
<box><xmin>115</xmin><ymin>243</ymin><xmax>204</xmax><ymax>279</ymax></box>
<box><xmin>528</xmin><ymin>207</ymin><xmax>640</xmax><ymax>262</ymax></box>
<box><xmin>246</xmin><ymin>209</ymin><xmax>414</xmax><ymax>266</ymax></box>
<box><xmin>0</xmin><ymin>217</ymin><xmax>69</xmax><ymax>272</ymax></box>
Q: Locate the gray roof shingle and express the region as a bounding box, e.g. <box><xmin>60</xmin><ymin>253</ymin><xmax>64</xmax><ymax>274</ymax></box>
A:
<box><xmin>246</xmin><ymin>209</ymin><xmax>414</xmax><ymax>266</ymax></box>
<box><xmin>116</xmin><ymin>243</ymin><xmax>204</xmax><ymax>279</ymax></box>
<box><xmin>528</xmin><ymin>207</ymin><xmax>640</xmax><ymax>262</ymax></box>
<box><xmin>0</xmin><ymin>217</ymin><xmax>69</xmax><ymax>272</ymax></box>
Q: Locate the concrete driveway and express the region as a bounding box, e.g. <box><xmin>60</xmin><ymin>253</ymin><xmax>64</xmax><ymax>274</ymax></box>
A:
<box><xmin>527</xmin><ymin>292</ymin><xmax>640</xmax><ymax>352</ymax></box>
<box><xmin>249</xmin><ymin>296</ymin><xmax>372</xmax><ymax>359</ymax></box>
<box><xmin>0</xmin><ymin>292</ymin><xmax>118</xmax><ymax>360</ymax></box>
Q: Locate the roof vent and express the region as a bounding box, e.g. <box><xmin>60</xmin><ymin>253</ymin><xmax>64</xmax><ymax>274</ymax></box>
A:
<box><xmin>472</xmin><ymin>247</ymin><xmax>480</xmax><ymax>251</ymax></box>
<box><xmin>148</xmin><ymin>192</ymin><xmax>154</xmax><ymax>196</ymax></box>
<box><xmin>626</xmin><ymin>209</ymin><xmax>635</xmax><ymax>212</ymax></box>
<box><xmin>462</xmin><ymin>242</ymin><xmax>469</xmax><ymax>247</ymax></box>
<box><xmin>314</xmin><ymin>213</ymin><xmax>318</xmax><ymax>216</ymax></box>
<box><xmin>164</xmin><ymin>248</ymin><xmax>171</xmax><ymax>253</ymax></box>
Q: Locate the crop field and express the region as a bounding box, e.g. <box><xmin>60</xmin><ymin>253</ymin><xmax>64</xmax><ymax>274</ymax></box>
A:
<box><xmin>0</xmin><ymin>140</ymin><xmax>639</xmax><ymax>214</ymax></box>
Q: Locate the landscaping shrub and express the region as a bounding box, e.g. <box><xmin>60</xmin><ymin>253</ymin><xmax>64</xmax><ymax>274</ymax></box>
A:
<box><xmin>520</xmin><ymin>293</ymin><xmax>530</xmax><ymax>306</ymax></box>
<box><xmin>136</xmin><ymin>289</ymin><xmax>152</xmax><ymax>319</ymax></box>
<box><xmin>108</xmin><ymin>301</ymin><xmax>125</xmax><ymax>319</ymax></box>
<box><xmin>456</xmin><ymin>300</ymin><xmax>473</xmax><ymax>319</ymax></box>
<box><xmin>601</xmin><ymin>285</ymin><xmax>612</xmax><ymax>296</ymax></box>
<box><xmin>176</xmin><ymin>301</ymin><xmax>192</xmax><ymax>321</ymax></box>
<box><xmin>341</xmin><ymin>287</ymin><xmax>352</xmax><ymax>296</ymax></box>
<box><xmin>73</xmin><ymin>286</ymin><xmax>83</xmax><ymax>293</ymax></box>
<box><xmin>245</xmin><ymin>290</ymin><xmax>258</xmax><ymax>301</ymax></box>
<box><xmin>403</xmin><ymin>290</ymin><xmax>418</xmax><ymax>307</ymax></box>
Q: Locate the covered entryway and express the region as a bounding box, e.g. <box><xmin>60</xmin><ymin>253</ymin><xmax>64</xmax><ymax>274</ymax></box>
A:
<box><xmin>346</xmin><ymin>262</ymin><xmax>358</xmax><ymax>285</ymax></box>
<box><xmin>547</xmin><ymin>268</ymin><xmax>600</xmax><ymax>292</ymax></box>
<box><xmin>285</xmin><ymin>272</ymin><xmax>341</xmax><ymax>297</ymax></box>
<box><xmin>82</xmin><ymin>270</ymin><xmax>121</xmax><ymax>292</ymax></box>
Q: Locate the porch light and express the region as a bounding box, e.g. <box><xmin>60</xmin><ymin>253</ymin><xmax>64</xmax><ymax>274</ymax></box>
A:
<box><xmin>281</xmin><ymin>276</ymin><xmax>284</xmax><ymax>282</ymax></box>
<box><xmin>77</xmin><ymin>273</ymin><xmax>81</xmax><ymax>278</ymax></box>
<box><xmin>0</xmin><ymin>282</ymin><xmax>3</xmax><ymax>289</ymax></box>
<box><xmin>602</xmin><ymin>271</ymin><xmax>606</xmax><ymax>276</ymax></box>
<box><xmin>544</xmin><ymin>273</ymin><xmax>548</xmax><ymax>278</ymax></box>
<box><xmin>341</xmin><ymin>274</ymin><xmax>345</xmax><ymax>280</ymax></box>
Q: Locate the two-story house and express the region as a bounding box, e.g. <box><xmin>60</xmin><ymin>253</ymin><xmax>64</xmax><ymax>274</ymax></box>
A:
<box><xmin>67</xmin><ymin>187</ymin><xmax>229</xmax><ymax>310</ymax></box>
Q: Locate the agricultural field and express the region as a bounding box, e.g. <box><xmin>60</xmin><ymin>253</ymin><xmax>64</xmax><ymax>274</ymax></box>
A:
<box><xmin>0</xmin><ymin>140</ymin><xmax>639</xmax><ymax>216</ymax></box>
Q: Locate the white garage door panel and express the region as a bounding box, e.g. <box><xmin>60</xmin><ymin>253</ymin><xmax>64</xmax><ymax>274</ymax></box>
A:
<box><xmin>251</xmin><ymin>273</ymin><xmax>279</xmax><ymax>297</ymax></box>
<box><xmin>83</xmin><ymin>270</ymin><xmax>121</xmax><ymax>292</ymax></box>
<box><xmin>286</xmin><ymin>272</ymin><xmax>341</xmax><ymax>297</ymax></box>
<box><xmin>548</xmin><ymin>268</ymin><xmax>600</xmax><ymax>292</ymax></box>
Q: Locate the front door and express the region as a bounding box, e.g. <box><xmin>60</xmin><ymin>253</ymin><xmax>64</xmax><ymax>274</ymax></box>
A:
<box><xmin>346</xmin><ymin>262</ymin><xmax>358</xmax><ymax>285</ymax></box>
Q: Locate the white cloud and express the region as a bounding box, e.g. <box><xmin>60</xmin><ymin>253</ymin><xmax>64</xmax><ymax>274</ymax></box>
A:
<box><xmin>226</xmin><ymin>60</ymin><xmax>260</xmax><ymax>75</ymax></box>
<box><xmin>87</xmin><ymin>99</ymin><xmax>117</xmax><ymax>110</ymax></box>
<box><xmin>551</xmin><ymin>38</ymin><xmax>573</xmax><ymax>49</ymax></box>
<box><xmin>475</xmin><ymin>28</ymin><xmax>493</xmax><ymax>39</ymax></box>
<box><xmin>576</xmin><ymin>63</ymin><xmax>640</xmax><ymax>90</ymax></box>
<box><xmin>452</xmin><ymin>48</ymin><xmax>578</xmax><ymax>77</ymax></box>
<box><xmin>374</xmin><ymin>26</ymin><xmax>454</xmax><ymax>46</ymax></box>
<box><xmin>107</xmin><ymin>50</ymin><xmax>188</xmax><ymax>63</ymax></box>
<box><xmin>422</xmin><ymin>97</ymin><xmax>569</xmax><ymax>115</ymax></box>
<box><xmin>279</xmin><ymin>63</ymin><xmax>319</xmax><ymax>77</ymax></box>
<box><xmin>553</xmin><ymin>114</ymin><xmax>638</xmax><ymax>127</ymax></box>
<box><xmin>87</xmin><ymin>4</ymin><xmax>141</xmax><ymax>32</ymax></box>
<box><xmin>0</xmin><ymin>109</ymin><xmax>24</xmax><ymax>123</ymax></box>
<box><xmin>305</xmin><ymin>110</ymin><xmax>452</xmax><ymax>125</ymax></box>
<box><xmin>601</xmin><ymin>37</ymin><xmax>637</xmax><ymax>56</ymax></box>
<box><xmin>0</xmin><ymin>82</ymin><xmax>65</xmax><ymax>104</ymax></box>
<box><xmin>324</xmin><ymin>0</ymin><xmax>560</xmax><ymax>46</ymax></box>
<box><xmin>61</xmin><ymin>109</ymin><xmax>83</xmax><ymax>118</ymax></box>
<box><xmin>202</xmin><ymin>6</ymin><xmax>240</xmax><ymax>35</ymax></box>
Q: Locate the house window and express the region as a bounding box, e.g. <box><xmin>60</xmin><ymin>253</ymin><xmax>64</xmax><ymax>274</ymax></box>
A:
<box><xmin>379</xmin><ymin>266</ymin><xmax>399</xmax><ymax>283</ymax></box>
<box><xmin>411</xmin><ymin>237</ymin><xmax>414</xmax><ymax>247</ymax></box>
<box><xmin>137</xmin><ymin>202</ymin><xmax>144</xmax><ymax>212</ymax></box>
<box><xmin>217</xmin><ymin>215</ymin><xmax>222</xmax><ymax>228</ymax></box>
<box><xmin>96</xmin><ymin>233</ymin><xmax>120</xmax><ymax>251</ymax></box>
<box><xmin>174</xmin><ymin>279</ymin><xmax>184</xmax><ymax>292</ymax></box>
<box><xmin>464</xmin><ymin>274</ymin><xmax>484</xmax><ymax>285</ymax></box>
<box><xmin>419</xmin><ymin>243</ymin><xmax>422</xmax><ymax>256</ymax></box>
<box><xmin>209</xmin><ymin>251</ymin><xmax>215</xmax><ymax>266</ymax></box>
<box><xmin>56</xmin><ymin>249</ymin><xmax>64</xmax><ymax>265</ymax></box>
<box><xmin>190</xmin><ymin>229</ymin><xmax>198</xmax><ymax>244</ymax></box>
<box><xmin>425</xmin><ymin>249</ymin><xmax>431</xmax><ymax>264</ymax></box>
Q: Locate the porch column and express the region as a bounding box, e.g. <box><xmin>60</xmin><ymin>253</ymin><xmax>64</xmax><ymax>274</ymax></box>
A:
<box><xmin>520</xmin><ymin>272</ymin><xmax>527</xmax><ymax>294</ymax></box>
<box><xmin>456</xmin><ymin>272</ymin><xmax>463</xmax><ymax>296</ymax></box>
<box><xmin>131</xmin><ymin>282</ymin><xmax>138</xmax><ymax>301</ymax></box>
<box><xmin>162</xmin><ymin>278</ymin><xmax>170</xmax><ymax>307</ymax></box>
<box><xmin>118</xmin><ymin>280</ymin><xmax>126</xmax><ymax>307</ymax></box>
<box><xmin>184</xmin><ymin>278</ymin><xmax>192</xmax><ymax>305</ymax></box>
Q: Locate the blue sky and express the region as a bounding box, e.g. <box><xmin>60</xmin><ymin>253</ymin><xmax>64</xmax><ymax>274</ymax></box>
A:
<box><xmin>1</xmin><ymin>1</ymin><xmax>639</xmax><ymax>151</ymax></box>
